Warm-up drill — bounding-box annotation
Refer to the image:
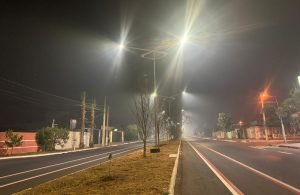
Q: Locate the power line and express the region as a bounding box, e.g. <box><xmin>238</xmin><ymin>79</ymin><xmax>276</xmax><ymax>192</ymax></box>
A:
<box><xmin>0</xmin><ymin>76</ymin><xmax>105</xmax><ymax>109</ymax></box>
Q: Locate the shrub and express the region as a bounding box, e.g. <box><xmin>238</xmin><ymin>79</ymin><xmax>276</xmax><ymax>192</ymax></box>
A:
<box><xmin>5</xmin><ymin>130</ymin><xmax>23</xmax><ymax>155</ymax></box>
<box><xmin>36</xmin><ymin>127</ymin><xmax>69</xmax><ymax>151</ymax></box>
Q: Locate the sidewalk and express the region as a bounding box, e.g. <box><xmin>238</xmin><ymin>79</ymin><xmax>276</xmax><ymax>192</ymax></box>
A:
<box><xmin>278</xmin><ymin>143</ymin><xmax>300</xmax><ymax>149</ymax></box>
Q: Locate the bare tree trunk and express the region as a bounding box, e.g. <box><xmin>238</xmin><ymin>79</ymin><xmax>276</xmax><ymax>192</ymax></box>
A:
<box><xmin>143</xmin><ymin>139</ymin><xmax>146</xmax><ymax>157</ymax></box>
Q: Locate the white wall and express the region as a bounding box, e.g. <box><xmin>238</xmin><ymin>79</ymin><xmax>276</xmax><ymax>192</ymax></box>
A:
<box><xmin>55</xmin><ymin>131</ymin><xmax>90</xmax><ymax>150</ymax></box>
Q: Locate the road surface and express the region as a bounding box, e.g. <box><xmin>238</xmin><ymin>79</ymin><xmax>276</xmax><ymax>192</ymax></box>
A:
<box><xmin>177</xmin><ymin>137</ymin><xmax>300</xmax><ymax>195</ymax></box>
<box><xmin>0</xmin><ymin>142</ymin><xmax>143</xmax><ymax>194</ymax></box>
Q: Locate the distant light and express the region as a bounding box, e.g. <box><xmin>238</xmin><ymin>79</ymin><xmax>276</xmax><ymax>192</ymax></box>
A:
<box><xmin>180</xmin><ymin>34</ymin><xmax>188</xmax><ymax>46</ymax></box>
<box><xmin>239</xmin><ymin>121</ymin><xmax>243</xmax><ymax>126</ymax></box>
<box><xmin>181</xmin><ymin>109</ymin><xmax>185</xmax><ymax>112</ymax></box>
<box><xmin>182</xmin><ymin>90</ymin><xmax>186</xmax><ymax>95</ymax></box>
<box><xmin>119</xmin><ymin>44</ymin><xmax>124</xmax><ymax>49</ymax></box>
<box><xmin>177</xmin><ymin>122</ymin><xmax>180</xmax><ymax>125</ymax></box>
<box><xmin>114</xmin><ymin>128</ymin><xmax>118</xmax><ymax>132</ymax></box>
<box><xmin>151</xmin><ymin>92</ymin><xmax>157</xmax><ymax>97</ymax></box>
<box><xmin>260</xmin><ymin>92</ymin><xmax>269</xmax><ymax>100</ymax></box>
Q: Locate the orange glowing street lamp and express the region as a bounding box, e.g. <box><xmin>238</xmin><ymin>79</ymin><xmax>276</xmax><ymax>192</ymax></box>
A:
<box><xmin>259</xmin><ymin>91</ymin><xmax>287</xmax><ymax>143</ymax></box>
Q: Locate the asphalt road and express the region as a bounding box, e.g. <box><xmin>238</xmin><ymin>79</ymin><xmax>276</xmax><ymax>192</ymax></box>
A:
<box><xmin>178</xmin><ymin>137</ymin><xmax>300</xmax><ymax>195</ymax></box>
<box><xmin>0</xmin><ymin>141</ymin><xmax>144</xmax><ymax>194</ymax></box>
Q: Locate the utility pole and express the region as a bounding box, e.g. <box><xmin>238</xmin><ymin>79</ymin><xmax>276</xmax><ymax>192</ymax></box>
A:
<box><xmin>260</xmin><ymin>94</ymin><xmax>268</xmax><ymax>141</ymax></box>
<box><xmin>101</xmin><ymin>97</ymin><xmax>106</xmax><ymax>146</ymax></box>
<box><xmin>121</xmin><ymin>130</ymin><xmax>124</xmax><ymax>143</ymax></box>
<box><xmin>80</xmin><ymin>91</ymin><xmax>86</xmax><ymax>148</ymax></box>
<box><xmin>51</xmin><ymin>119</ymin><xmax>55</xmax><ymax>128</ymax></box>
<box><xmin>153</xmin><ymin>54</ymin><xmax>158</xmax><ymax>146</ymax></box>
<box><xmin>90</xmin><ymin>98</ymin><xmax>95</xmax><ymax>147</ymax></box>
<box><xmin>106</xmin><ymin>106</ymin><xmax>110</xmax><ymax>145</ymax></box>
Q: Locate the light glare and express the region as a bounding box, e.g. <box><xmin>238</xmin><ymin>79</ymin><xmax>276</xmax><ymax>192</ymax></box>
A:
<box><xmin>119</xmin><ymin>44</ymin><xmax>124</xmax><ymax>49</ymax></box>
<box><xmin>180</xmin><ymin>35</ymin><xmax>188</xmax><ymax>46</ymax></box>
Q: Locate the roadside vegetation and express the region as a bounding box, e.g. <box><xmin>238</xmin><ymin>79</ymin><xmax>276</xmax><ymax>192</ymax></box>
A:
<box><xmin>5</xmin><ymin>130</ymin><xmax>23</xmax><ymax>155</ymax></box>
<box><xmin>17</xmin><ymin>140</ymin><xmax>180</xmax><ymax>195</ymax></box>
<box><xmin>35</xmin><ymin>127</ymin><xmax>69</xmax><ymax>151</ymax></box>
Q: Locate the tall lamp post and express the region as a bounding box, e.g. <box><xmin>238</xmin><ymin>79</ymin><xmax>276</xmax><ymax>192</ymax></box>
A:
<box><xmin>260</xmin><ymin>92</ymin><xmax>287</xmax><ymax>143</ymax></box>
<box><xmin>119</xmin><ymin>35</ymin><xmax>187</xmax><ymax>145</ymax></box>
<box><xmin>119</xmin><ymin>44</ymin><xmax>167</xmax><ymax>146</ymax></box>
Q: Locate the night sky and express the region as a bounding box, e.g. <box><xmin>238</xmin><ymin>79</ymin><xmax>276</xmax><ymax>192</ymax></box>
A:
<box><xmin>0</xmin><ymin>0</ymin><xmax>299</xmax><ymax>131</ymax></box>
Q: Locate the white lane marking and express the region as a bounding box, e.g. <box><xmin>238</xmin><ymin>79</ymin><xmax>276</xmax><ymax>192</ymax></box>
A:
<box><xmin>249</xmin><ymin>146</ymin><xmax>266</xmax><ymax>150</ymax></box>
<box><xmin>187</xmin><ymin>141</ymin><xmax>244</xmax><ymax>195</ymax></box>
<box><xmin>168</xmin><ymin>140</ymin><xmax>181</xmax><ymax>195</ymax></box>
<box><xmin>198</xmin><ymin>144</ymin><xmax>300</xmax><ymax>194</ymax></box>
<box><xmin>0</xmin><ymin>147</ymin><xmax>140</xmax><ymax>189</ymax></box>
<box><xmin>223</xmin><ymin>140</ymin><xmax>236</xmax><ymax>142</ymax></box>
<box><xmin>213</xmin><ymin>138</ymin><xmax>217</xmax><ymax>141</ymax></box>
<box><xmin>0</xmin><ymin>146</ymin><xmax>141</xmax><ymax>179</ymax></box>
<box><xmin>278</xmin><ymin>151</ymin><xmax>293</xmax><ymax>155</ymax></box>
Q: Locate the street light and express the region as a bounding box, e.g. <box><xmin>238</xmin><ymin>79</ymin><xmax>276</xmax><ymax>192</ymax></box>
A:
<box><xmin>119</xmin><ymin>43</ymin><xmax>168</xmax><ymax>146</ymax></box>
<box><xmin>260</xmin><ymin>92</ymin><xmax>287</xmax><ymax>143</ymax></box>
<box><xmin>119</xmin><ymin>44</ymin><xmax>124</xmax><ymax>49</ymax></box>
<box><xmin>151</xmin><ymin>92</ymin><xmax>157</xmax><ymax>97</ymax></box>
<box><xmin>180</xmin><ymin>34</ymin><xmax>188</xmax><ymax>46</ymax></box>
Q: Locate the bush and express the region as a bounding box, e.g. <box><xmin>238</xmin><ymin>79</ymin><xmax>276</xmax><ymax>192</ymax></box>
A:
<box><xmin>5</xmin><ymin>130</ymin><xmax>23</xmax><ymax>155</ymax></box>
<box><xmin>35</xmin><ymin>127</ymin><xmax>69</xmax><ymax>151</ymax></box>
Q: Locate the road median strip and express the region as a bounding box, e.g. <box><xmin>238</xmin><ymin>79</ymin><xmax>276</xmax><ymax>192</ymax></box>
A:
<box><xmin>16</xmin><ymin>140</ymin><xmax>180</xmax><ymax>195</ymax></box>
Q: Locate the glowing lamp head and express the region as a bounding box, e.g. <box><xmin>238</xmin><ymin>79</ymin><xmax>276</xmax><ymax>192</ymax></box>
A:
<box><xmin>180</xmin><ymin>36</ymin><xmax>187</xmax><ymax>46</ymax></box>
<box><xmin>151</xmin><ymin>92</ymin><xmax>157</xmax><ymax>97</ymax></box>
<box><xmin>119</xmin><ymin>43</ymin><xmax>124</xmax><ymax>49</ymax></box>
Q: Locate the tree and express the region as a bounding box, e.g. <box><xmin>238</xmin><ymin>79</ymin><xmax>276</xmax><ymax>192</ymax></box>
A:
<box><xmin>134</xmin><ymin>91</ymin><xmax>152</xmax><ymax>157</ymax></box>
<box><xmin>35</xmin><ymin>127</ymin><xmax>69</xmax><ymax>151</ymax></box>
<box><xmin>264</xmin><ymin>104</ymin><xmax>281</xmax><ymax>126</ymax></box>
<box><xmin>5</xmin><ymin>130</ymin><xmax>23</xmax><ymax>155</ymax></box>
<box><xmin>217</xmin><ymin>113</ymin><xmax>234</xmax><ymax>132</ymax></box>
<box><xmin>278</xmin><ymin>88</ymin><xmax>300</xmax><ymax>134</ymax></box>
<box><xmin>125</xmin><ymin>124</ymin><xmax>139</xmax><ymax>141</ymax></box>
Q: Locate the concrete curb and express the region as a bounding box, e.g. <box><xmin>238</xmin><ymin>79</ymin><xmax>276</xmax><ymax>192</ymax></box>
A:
<box><xmin>278</xmin><ymin>145</ymin><xmax>300</xmax><ymax>149</ymax></box>
<box><xmin>168</xmin><ymin>140</ymin><xmax>181</xmax><ymax>195</ymax></box>
<box><xmin>0</xmin><ymin>141</ymin><xmax>142</xmax><ymax>160</ymax></box>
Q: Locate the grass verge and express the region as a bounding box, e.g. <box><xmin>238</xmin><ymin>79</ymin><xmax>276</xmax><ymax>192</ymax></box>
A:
<box><xmin>16</xmin><ymin>140</ymin><xmax>180</xmax><ymax>195</ymax></box>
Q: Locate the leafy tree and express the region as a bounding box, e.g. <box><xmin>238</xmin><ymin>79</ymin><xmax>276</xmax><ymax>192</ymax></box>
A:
<box><xmin>36</xmin><ymin>127</ymin><xmax>69</xmax><ymax>151</ymax></box>
<box><xmin>278</xmin><ymin>88</ymin><xmax>300</xmax><ymax>134</ymax></box>
<box><xmin>217</xmin><ymin>113</ymin><xmax>234</xmax><ymax>132</ymax></box>
<box><xmin>5</xmin><ymin>130</ymin><xmax>23</xmax><ymax>155</ymax></box>
<box><xmin>264</xmin><ymin>104</ymin><xmax>280</xmax><ymax>126</ymax></box>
